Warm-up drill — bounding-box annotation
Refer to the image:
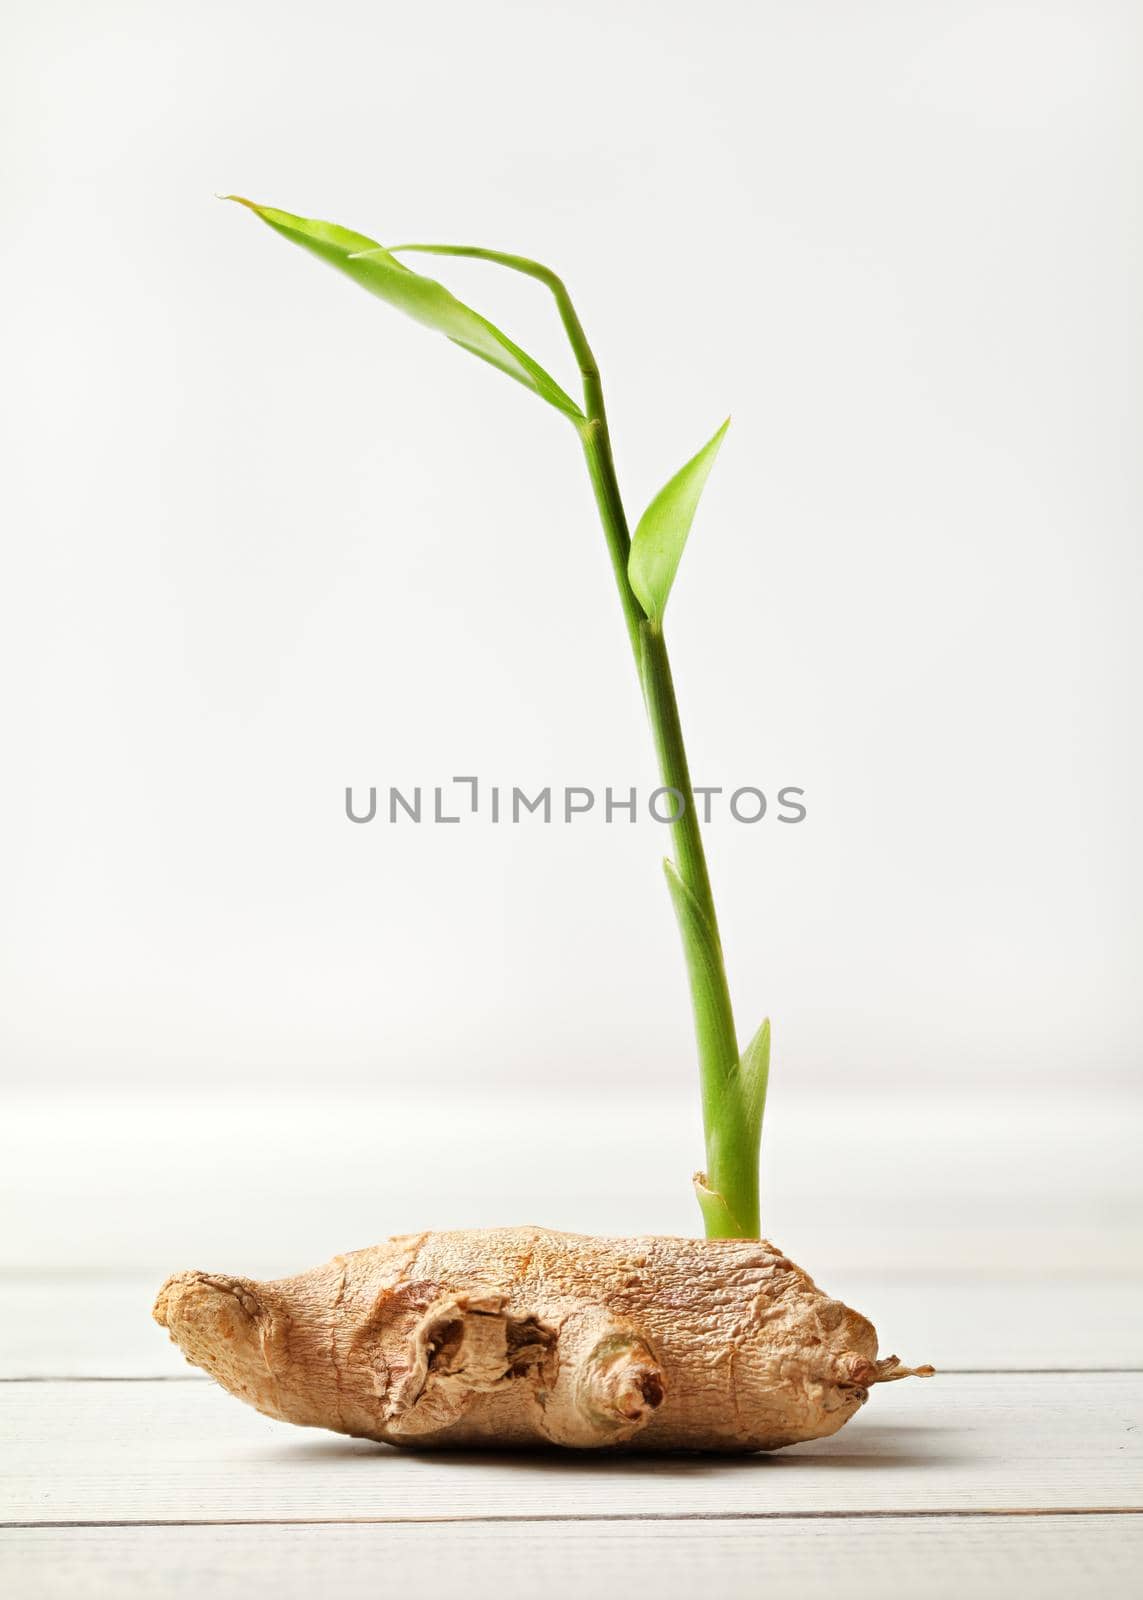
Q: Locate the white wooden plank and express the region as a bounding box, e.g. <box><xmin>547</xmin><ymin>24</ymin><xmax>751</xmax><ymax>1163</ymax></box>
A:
<box><xmin>2</xmin><ymin>1516</ymin><xmax>1139</xmax><ymax>1600</ymax></box>
<box><xmin>0</xmin><ymin>1282</ymin><xmax>190</xmax><ymax>1380</ymax></box>
<box><xmin>1</xmin><ymin>1374</ymin><xmax>1139</xmax><ymax>1523</ymax></box>
<box><xmin>4</xmin><ymin>1275</ymin><xmax>1141</xmax><ymax>1379</ymax></box>
<box><xmin>2</xmin><ymin>1086</ymin><xmax>1139</xmax><ymax>1276</ymax></box>
<box><xmin>821</xmin><ymin>1275</ymin><xmax>1143</xmax><ymax>1373</ymax></box>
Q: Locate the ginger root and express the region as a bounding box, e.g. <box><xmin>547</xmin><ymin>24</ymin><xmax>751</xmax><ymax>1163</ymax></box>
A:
<box><xmin>154</xmin><ymin>1227</ymin><xmax>932</xmax><ymax>1453</ymax></box>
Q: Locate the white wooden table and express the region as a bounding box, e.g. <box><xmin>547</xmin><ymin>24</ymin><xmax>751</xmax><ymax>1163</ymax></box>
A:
<box><xmin>2</xmin><ymin>1087</ymin><xmax>1140</xmax><ymax>1595</ymax></box>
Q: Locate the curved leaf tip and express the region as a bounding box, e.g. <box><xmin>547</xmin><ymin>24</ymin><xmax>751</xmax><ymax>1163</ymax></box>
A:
<box><xmin>224</xmin><ymin>197</ymin><xmax>582</xmax><ymax>419</ymax></box>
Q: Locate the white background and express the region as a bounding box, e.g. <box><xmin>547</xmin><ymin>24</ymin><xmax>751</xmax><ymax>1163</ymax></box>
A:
<box><xmin>1</xmin><ymin>1</ymin><xmax>1140</xmax><ymax>1267</ymax></box>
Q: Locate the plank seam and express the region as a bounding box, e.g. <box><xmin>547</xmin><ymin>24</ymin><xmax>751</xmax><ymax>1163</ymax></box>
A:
<box><xmin>4</xmin><ymin>1510</ymin><xmax>1141</xmax><ymax>1529</ymax></box>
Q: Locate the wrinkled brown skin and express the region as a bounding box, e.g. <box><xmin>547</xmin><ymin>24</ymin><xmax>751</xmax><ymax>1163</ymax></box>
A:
<box><xmin>154</xmin><ymin>1227</ymin><xmax>931</xmax><ymax>1453</ymax></box>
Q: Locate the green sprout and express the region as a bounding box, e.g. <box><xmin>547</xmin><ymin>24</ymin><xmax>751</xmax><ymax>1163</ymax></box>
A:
<box><xmin>228</xmin><ymin>199</ymin><xmax>771</xmax><ymax>1239</ymax></box>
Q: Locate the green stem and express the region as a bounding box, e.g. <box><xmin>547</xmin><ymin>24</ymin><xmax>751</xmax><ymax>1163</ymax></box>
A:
<box><xmin>394</xmin><ymin>242</ymin><xmax>762</xmax><ymax>1235</ymax></box>
<box><xmin>639</xmin><ymin>622</ymin><xmax>718</xmax><ymax>926</ymax></box>
<box><xmin>577</xmin><ymin>404</ymin><xmax>758</xmax><ymax>1240</ymax></box>
<box><xmin>578</xmin><ymin>417</ymin><xmax>645</xmax><ymax>662</ymax></box>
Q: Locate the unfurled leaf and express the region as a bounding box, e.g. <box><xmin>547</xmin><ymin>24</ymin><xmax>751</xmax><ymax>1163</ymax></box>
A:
<box><xmin>226</xmin><ymin>199</ymin><xmax>582</xmax><ymax>419</ymax></box>
<box><xmin>628</xmin><ymin>419</ymin><xmax>730</xmax><ymax>621</ymax></box>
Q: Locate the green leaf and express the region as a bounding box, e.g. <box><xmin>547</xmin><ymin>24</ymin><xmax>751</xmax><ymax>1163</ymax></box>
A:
<box><xmin>628</xmin><ymin>419</ymin><xmax>730</xmax><ymax>621</ymax></box>
<box><xmin>226</xmin><ymin>198</ymin><xmax>583</xmax><ymax>419</ymax></box>
<box><xmin>738</xmin><ymin>1017</ymin><xmax>771</xmax><ymax>1147</ymax></box>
